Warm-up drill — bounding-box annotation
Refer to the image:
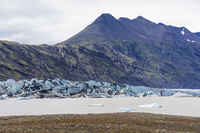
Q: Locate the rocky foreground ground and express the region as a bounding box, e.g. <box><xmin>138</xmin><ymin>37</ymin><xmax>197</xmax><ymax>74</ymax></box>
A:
<box><xmin>0</xmin><ymin>113</ymin><xmax>200</xmax><ymax>133</ymax></box>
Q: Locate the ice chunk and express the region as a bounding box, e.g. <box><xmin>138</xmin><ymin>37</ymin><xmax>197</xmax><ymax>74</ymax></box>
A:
<box><xmin>68</xmin><ymin>87</ymin><xmax>81</xmax><ymax>95</ymax></box>
<box><xmin>6</xmin><ymin>81</ymin><xmax>24</xmax><ymax>96</ymax></box>
<box><xmin>52</xmin><ymin>78</ymin><xmax>64</xmax><ymax>86</ymax></box>
<box><xmin>171</xmin><ymin>92</ymin><xmax>192</xmax><ymax>97</ymax></box>
<box><xmin>118</xmin><ymin>108</ymin><xmax>136</xmax><ymax>112</ymax></box>
<box><xmin>5</xmin><ymin>79</ymin><xmax>16</xmax><ymax>87</ymax></box>
<box><xmin>84</xmin><ymin>104</ymin><xmax>104</xmax><ymax>106</ymax></box>
<box><xmin>30</xmin><ymin>78</ymin><xmax>39</xmax><ymax>85</ymax></box>
<box><xmin>50</xmin><ymin>91</ymin><xmax>63</xmax><ymax>97</ymax></box>
<box><xmin>160</xmin><ymin>89</ymin><xmax>177</xmax><ymax>96</ymax></box>
<box><xmin>16</xmin><ymin>97</ymin><xmax>31</xmax><ymax>100</ymax></box>
<box><xmin>120</xmin><ymin>87</ymin><xmax>130</xmax><ymax>95</ymax></box>
<box><xmin>130</xmin><ymin>86</ymin><xmax>151</xmax><ymax>94</ymax></box>
<box><xmin>138</xmin><ymin>91</ymin><xmax>159</xmax><ymax>97</ymax></box>
<box><xmin>139</xmin><ymin>103</ymin><xmax>162</xmax><ymax>108</ymax></box>
<box><xmin>45</xmin><ymin>79</ymin><xmax>55</xmax><ymax>89</ymax></box>
<box><xmin>0</xmin><ymin>85</ymin><xmax>3</xmax><ymax>91</ymax></box>
<box><xmin>0</xmin><ymin>94</ymin><xmax>8</xmax><ymax>100</ymax></box>
<box><xmin>187</xmin><ymin>39</ymin><xmax>190</xmax><ymax>42</ymax></box>
<box><xmin>146</xmin><ymin>91</ymin><xmax>159</xmax><ymax>97</ymax></box>
<box><xmin>87</xmin><ymin>80</ymin><xmax>102</xmax><ymax>87</ymax></box>
<box><xmin>191</xmin><ymin>41</ymin><xmax>195</xmax><ymax>43</ymax></box>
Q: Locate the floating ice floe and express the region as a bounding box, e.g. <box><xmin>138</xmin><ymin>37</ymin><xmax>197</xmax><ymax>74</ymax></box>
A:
<box><xmin>16</xmin><ymin>97</ymin><xmax>31</xmax><ymax>100</ymax></box>
<box><xmin>118</xmin><ymin>108</ymin><xmax>136</xmax><ymax>112</ymax></box>
<box><xmin>139</xmin><ymin>103</ymin><xmax>162</xmax><ymax>108</ymax></box>
<box><xmin>84</xmin><ymin>104</ymin><xmax>104</xmax><ymax>106</ymax></box>
<box><xmin>0</xmin><ymin>94</ymin><xmax>8</xmax><ymax>100</ymax></box>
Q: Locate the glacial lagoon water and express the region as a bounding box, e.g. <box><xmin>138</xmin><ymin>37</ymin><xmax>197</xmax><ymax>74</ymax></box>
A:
<box><xmin>0</xmin><ymin>97</ymin><xmax>200</xmax><ymax>117</ymax></box>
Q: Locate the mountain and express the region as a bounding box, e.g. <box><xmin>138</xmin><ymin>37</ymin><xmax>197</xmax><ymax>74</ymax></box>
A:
<box><xmin>1</xmin><ymin>13</ymin><xmax>200</xmax><ymax>88</ymax></box>
<box><xmin>195</xmin><ymin>32</ymin><xmax>200</xmax><ymax>37</ymax></box>
<box><xmin>65</xmin><ymin>13</ymin><xmax>148</xmax><ymax>44</ymax></box>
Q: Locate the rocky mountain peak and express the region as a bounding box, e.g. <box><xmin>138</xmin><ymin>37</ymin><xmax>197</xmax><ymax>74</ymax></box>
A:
<box><xmin>136</xmin><ymin>15</ymin><xmax>146</xmax><ymax>20</ymax></box>
<box><xmin>118</xmin><ymin>17</ymin><xmax>131</xmax><ymax>21</ymax></box>
<box><xmin>133</xmin><ymin>15</ymin><xmax>155</xmax><ymax>25</ymax></box>
<box><xmin>92</xmin><ymin>13</ymin><xmax>118</xmax><ymax>26</ymax></box>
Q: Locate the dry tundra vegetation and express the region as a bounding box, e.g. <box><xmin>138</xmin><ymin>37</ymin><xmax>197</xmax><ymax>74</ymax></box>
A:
<box><xmin>0</xmin><ymin>113</ymin><xmax>200</xmax><ymax>133</ymax></box>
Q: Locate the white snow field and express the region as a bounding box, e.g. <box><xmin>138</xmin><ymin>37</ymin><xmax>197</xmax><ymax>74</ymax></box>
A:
<box><xmin>0</xmin><ymin>97</ymin><xmax>200</xmax><ymax>117</ymax></box>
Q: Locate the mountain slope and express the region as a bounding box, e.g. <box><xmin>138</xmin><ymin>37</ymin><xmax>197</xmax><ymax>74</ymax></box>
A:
<box><xmin>195</xmin><ymin>32</ymin><xmax>200</xmax><ymax>37</ymax></box>
<box><xmin>0</xmin><ymin>40</ymin><xmax>177</xmax><ymax>88</ymax></box>
<box><xmin>1</xmin><ymin>13</ymin><xmax>200</xmax><ymax>88</ymax></box>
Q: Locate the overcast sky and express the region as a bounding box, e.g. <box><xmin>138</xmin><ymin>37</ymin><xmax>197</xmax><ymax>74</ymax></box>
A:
<box><xmin>0</xmin><ymin>0</ymin><xmax>199</xmax><ymax>45</ymax></box>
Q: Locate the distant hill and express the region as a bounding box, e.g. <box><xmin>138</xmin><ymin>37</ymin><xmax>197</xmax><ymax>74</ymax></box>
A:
<box><xmin>1</xmin><ymin>13</ymin><xmax>200</xmax><ymax>88</ymax></box>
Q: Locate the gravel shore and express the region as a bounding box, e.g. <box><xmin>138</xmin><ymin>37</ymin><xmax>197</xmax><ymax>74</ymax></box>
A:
<box><xmin>0</xmin><ymin>113</ymin><xmax>200</xmax><ymax>132</ymax></box>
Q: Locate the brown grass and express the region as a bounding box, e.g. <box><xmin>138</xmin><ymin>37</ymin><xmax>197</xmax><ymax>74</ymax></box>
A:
<box><xmin>0</xmin><ymin>113</ymin><xmax>200</xmax><ymax>133</ymax></box>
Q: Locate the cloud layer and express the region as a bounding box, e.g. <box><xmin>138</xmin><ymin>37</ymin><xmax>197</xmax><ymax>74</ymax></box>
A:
<box><xmin>0</xmin><ymin>0</ymin><xmax>199</xmax><ymax>45</ymax></box>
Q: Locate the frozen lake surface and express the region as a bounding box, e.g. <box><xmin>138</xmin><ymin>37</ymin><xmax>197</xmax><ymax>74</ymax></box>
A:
<box><xmin>0</xmin><ymin>97</ymin><xmax>200</xmax><ymax>117</ymax></box>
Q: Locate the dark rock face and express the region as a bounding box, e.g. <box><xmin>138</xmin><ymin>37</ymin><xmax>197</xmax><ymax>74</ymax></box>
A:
<box><xmin>195</xmin><ymin>32</ymin><xmax>200</xmax><ymax>37</ymax></box>
<box><xmin>1</xmin><ymin>13</ymin><xmax>200</xmax><ymax>88</ymax></box>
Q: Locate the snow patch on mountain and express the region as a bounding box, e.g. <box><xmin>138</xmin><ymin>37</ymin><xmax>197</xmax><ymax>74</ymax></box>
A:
<box><xmin>181</xmin><ymin>28</ymin><xmax>185</xmax><ymax>35</ymax></box>
<box><xmin>187</xmin><ymin>39</ymin><xmax>195</xmax><ymax>43</ymax></box>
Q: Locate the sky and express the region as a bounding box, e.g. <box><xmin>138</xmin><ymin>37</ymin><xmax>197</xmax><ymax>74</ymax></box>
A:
<box><xmin>0</xmin><ymin>0</ymin><xmax>199</xmax><ymax>45</ymax></box>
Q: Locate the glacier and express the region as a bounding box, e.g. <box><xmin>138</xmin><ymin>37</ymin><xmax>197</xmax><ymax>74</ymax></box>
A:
<box><xmin>0</xmin><ymin>78</ymin><xmax>200</xmax><ymax>100</ymax></box>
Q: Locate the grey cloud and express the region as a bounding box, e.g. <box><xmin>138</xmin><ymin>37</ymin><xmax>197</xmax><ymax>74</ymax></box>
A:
<box><xmin>0</xmin><ymin>0</ymin><xmax>199</xmax><ymax>45</ymax></box>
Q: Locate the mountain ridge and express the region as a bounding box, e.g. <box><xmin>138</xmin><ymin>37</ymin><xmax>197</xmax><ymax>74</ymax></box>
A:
<box><xmin>1</xmin><ymin>13</ymin><xmax>200</xmax><ymax>88</ymax></box>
